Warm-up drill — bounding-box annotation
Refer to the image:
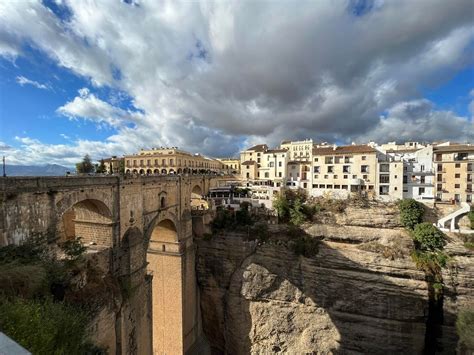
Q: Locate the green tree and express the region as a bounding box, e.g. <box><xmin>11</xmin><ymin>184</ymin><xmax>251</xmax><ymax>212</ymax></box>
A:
<box><xmin>95</xmin><ymin>159</ymin><xmax>106</xmax><ymax>174</ymax></box>
<box><xmin>290</xmin><ymin>198</ymin><xmax>306</xmax><ymax>225</ymax></box>
<box><xmin>398</xmin><ymin>199</ymin><xmax>425</xmax><ymax>229</ymax></box>
<box><xmin>75</xmin><ymin>155</ymin><xmax>94</xmax><ymax>174</ymax></box>
<box><xmin>119</xmin><ymin>159</ymin><xmax>125</xmax><ymax>174</ymax></box>
<box><xmin>412</xmin><ymin>223</ymin><xmax>446</xmax><ymax>252</ymax></box>
<box><xmin>273</xmin><ymin>193</ymin><xmax>290</xmax><ymax>222</ymax></box>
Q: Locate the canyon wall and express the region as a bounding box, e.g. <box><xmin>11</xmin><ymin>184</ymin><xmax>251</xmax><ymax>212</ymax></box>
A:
<box><xmin>196</xmin><ymin>204</ymin><xmax>474</xmax><ymax>354</ymax></box>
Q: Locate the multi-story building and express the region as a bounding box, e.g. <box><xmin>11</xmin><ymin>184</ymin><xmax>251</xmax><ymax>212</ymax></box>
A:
<box><xmin>311</xmin><ymin>144</ymin><xmax>378</xmax><ymax>198</ymax></box>
<box><xmin>218</xmin><ymin>158</ymin><xmax>241</xmax><ymax>175</ymax></box>
<box><xmin>376</xmin><ymin>145</ymin><xmax>434</xmax><ymax>201</ymax></box>
<box><xmin>102</xmin><ymin>156</ymin><xmax>124</xmax><ymax>174</ymax></box>
<box><xmin>124</xmin><ymin>147</ymin><xmax>223</xmax><ymax>175</ymax></box>
<box><xmin>433</xmin><ymin>143</ymin><xmax>474</xmax><ymax>203</ymax></box>
<box><xmin>280</xmin><ymin>139</ymin><xmax>313</xmax><ymax>161</ymax></box>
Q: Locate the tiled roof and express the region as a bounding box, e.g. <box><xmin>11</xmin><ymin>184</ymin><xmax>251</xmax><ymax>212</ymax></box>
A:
<box><xmin>266</xmin><ymin>149</ymin><xmax>288</xmax><ymax>153</ymax></box>
<box><xmin>246</xmin><ymin>144</ymin><xmax>268</xmax><ymax>152</ymax></box>
<box><xmin>241</xmin><ymin>160</ymin><xmax>257</xmax><ymax>165</ymax></box>
<box><xmin>433</xmin><ymin>145</ymin><xmax>474</xmax><ymax>153</ymax></box>
<box><xmin>312</xmin><ymin>145</ymin><xmax>376</xmax><ymax>155</ymax></box>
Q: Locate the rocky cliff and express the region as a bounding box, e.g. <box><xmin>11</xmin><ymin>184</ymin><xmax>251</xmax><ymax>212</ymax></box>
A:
<box><xmin>196</xmin><ymin>204</ymin><xmax>474</xmax><ymax>354</ymax></box>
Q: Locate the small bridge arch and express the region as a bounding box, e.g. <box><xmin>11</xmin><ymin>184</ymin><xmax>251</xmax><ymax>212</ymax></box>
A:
<box><xmin>58</xmin><ymin>198</ymin><xmax>114</xmax><ymax>247</ymax></box>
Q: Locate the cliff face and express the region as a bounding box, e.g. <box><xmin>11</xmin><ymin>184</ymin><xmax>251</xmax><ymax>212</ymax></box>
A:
<box><xmin>196</xmin><ymin>204</ymin><xmax>473</xmax><ymax>354</ymax></box>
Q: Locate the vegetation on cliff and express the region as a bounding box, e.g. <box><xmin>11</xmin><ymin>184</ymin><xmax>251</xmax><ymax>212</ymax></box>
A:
<box><xmin>456</xmin><ymin>308</ymin><xmax>474</xmax><ymax>350</ymax></box>
<box><xmin>398</xmin><ymin>198</ymin><xmax>425</xmax><ymax>229</ymax></box>
<box><xmin>0</xmin><ymin>235</ymin><xmax>104</xmax><ymax>354</ymax></box>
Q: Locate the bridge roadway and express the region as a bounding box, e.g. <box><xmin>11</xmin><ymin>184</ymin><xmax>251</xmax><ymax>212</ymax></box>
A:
<box><xmin>0</xmin><ymin>174</ymin><xmax>226</xmax><ymax>354</ymax></box>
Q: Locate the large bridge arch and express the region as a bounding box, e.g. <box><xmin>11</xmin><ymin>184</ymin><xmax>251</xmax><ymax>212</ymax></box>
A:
<box><xmin>146</xmin><ymin>213</ymin><xmax>184</xmax><ymax>354</ymax></box>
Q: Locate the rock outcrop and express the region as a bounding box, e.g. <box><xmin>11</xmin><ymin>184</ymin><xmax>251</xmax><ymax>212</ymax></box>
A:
<box><xmin>196</xmin><ymin>205</ymin><xmax>474</xmax><ymax>354</ymax></box>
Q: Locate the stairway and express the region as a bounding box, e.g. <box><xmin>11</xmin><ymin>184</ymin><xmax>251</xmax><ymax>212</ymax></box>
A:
<box><xmin>436</xmin><ymin>202</ymin><xmax>471</xmax><ymax>231</ymax></box>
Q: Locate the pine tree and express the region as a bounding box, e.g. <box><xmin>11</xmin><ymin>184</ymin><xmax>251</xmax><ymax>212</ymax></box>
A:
<box><xmin>76</xmin><ymin>154</ymin><xmax>95</xmax><ymax>174</ymax></box>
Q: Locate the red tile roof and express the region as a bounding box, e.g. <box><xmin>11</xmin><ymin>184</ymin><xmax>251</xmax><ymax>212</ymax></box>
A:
<box><xmin>312</xmin><ymin>145</ymin><xmax>376</xmax><ymax>155</ymax></box>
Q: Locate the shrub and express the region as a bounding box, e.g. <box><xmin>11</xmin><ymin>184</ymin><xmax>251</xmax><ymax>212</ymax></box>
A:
<box><xmin>468</xmin><ymin>210</ymin><xmax>474</xmax><ymax>230</ymax></box>
<box><xmin>457</xmin><ymin>308</ymin><xmax>474</xmax><ymax>350</ymax></box>
<box><xmin>211</xmin><ymin>208</ymin><xmax>235</xmax><ymax>231</ymax></box>
<box><xmin>0</xmin><ymin>297</ymin><xmax>100</xmax><ymax>355</ymax></box>
<box><xmin>250</xmin><ymin>222</ymin><xmax>269</xmax><ymax>242</ymax></box>
<box><xmin>289</xmin><ymin>198</ymin><xmax>306</xmax><ymax>225</ymax></box>
<box><xmin>0</xmin><ymin>233</ymin><xmax>50</xmax><ymax>265</ymax></box>
<box><xmin>398</xmin><ymin>199</ymin><xmax>425</xmax><ymax>229</ymax></box>
<box><xmin>235</xmin><ymin>202</ymin><xmax>252</xmax><ymax>226</ymax></box>
<box><xmin>412</xmin><ymin>223</ymin><xmax>446</xmax><ymax>252</ymax></box>
<box><xmin>290</xmin><ymin>235</ymin><xmax>319</xmax><ymax>258</ymax></box>
<box><xmin>61</xmin><ymin>238</ymin><xmax>87</xmax><ymax>261</ymax></box>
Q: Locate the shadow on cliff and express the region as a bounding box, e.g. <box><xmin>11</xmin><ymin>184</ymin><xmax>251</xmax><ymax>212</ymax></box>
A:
<box><xmin>196</xmin><ymin>230</ymin><xmax>459</xmax><ymax>355</ymax></box>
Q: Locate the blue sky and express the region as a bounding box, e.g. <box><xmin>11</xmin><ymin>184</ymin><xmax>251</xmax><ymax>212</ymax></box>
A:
<box><xmin>0</xmin><ymin>0</ymin><xmax>472</xmax><ymax>166</ymax></box>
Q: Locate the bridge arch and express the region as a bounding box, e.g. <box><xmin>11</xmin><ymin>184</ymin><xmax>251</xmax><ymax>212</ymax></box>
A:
<box><xmin>146</xmin><ymin>213</ymin><xmax>182</xmax><ymax>353</ymax></box>
<box><xmin>191</xmin><ymin>184</ymin><xmax>208</xmax><ymax>210</ymax></box>
<box><xmin>58</xmin><ymin>198</ymin><xmax>113</xmax><ymax>247</ymax></box>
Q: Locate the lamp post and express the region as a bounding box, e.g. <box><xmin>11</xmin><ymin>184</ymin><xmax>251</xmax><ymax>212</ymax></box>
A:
<box><xmin>2</xmin><ymin>156</ymin><xmax>5</xmax><ymax>177</ymax></box>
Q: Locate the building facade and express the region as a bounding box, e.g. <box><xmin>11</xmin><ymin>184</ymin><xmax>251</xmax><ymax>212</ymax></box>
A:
<box><xmin>434</xmin><ymin>144</ymin><xmax>474</xmax><ymax>203</ymax></box>
<box><xmin>218</xmin><ymin>158</ymin><xmax>241</xmax><ymax>175</ymax></box>
<box><xmin>311</xmin><ymin>145</ymin><xmax>378</xmax><ymax>198</ymax></box>
<box><xmin>124</xmin><ymin>147</ymin><xmax>223</xmax><ymax>175</ymax></box>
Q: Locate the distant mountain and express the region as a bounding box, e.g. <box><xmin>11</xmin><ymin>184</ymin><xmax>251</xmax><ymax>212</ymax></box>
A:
<box><xmin>4</xmin><ymin>164</ymin><xmax>73</xmax><ymax>177</ymax></box>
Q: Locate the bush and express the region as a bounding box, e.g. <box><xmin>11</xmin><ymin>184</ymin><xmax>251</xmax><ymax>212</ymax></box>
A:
<box><xmin>457</xmin><ymin>308</ymin><xmax>474</xmax><ymax>350</ymax></box>
<box><xmin>399</xmin><ymin>199</ymin><xmax>425</xmax><ymax>229</ymax></box>
<box><xmin>61</xmin><ymin>238</ymin><xmax>87</xmax><ymax>261</ymax></box>
<box><xmin>289</xmin><ymin>198</ymin><xmax>306</xmax><ymax>225</ymax></box>
<box><xmin>0</xmin><ymin>297</ymin><xmax>100</xmax><ymax>355</ymax></box>
<box><xmin>290</xmin><ymin>235</ymin><xmax>319</xmax><ymax>258</ymax></box>
<box><xmin>250</xmin><ymin>222</ymin><xmax>269</xmax><ymax>242</ymax></box>
<box><xmin>468</xmin><ymin>210</ymin><xmax>474</xmax><ymax>230</ymax></box>
<box><xmin>235</xmin><ymin>202</ymin><xmax>252</xmax><ymax>226</ymax></box>
<box><xmin>211</xmin><ymin>208</ymin><xmax>235</xmax><ymax>231</ymax></box>
<box><xmin>412</xmin><ymin>223</ymin><xmax>446</xmax><ymax>252</ymax></box>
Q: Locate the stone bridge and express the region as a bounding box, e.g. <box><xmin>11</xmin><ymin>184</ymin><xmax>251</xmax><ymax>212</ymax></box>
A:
<box><xmin>0</xmin><ymin>175</ymin><xmax>223</xmax><ymax>354</ymax></box>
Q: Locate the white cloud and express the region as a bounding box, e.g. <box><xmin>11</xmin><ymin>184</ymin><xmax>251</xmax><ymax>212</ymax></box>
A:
<box><xmin>358</xmin><ymin>99</ymin><xmax>474</xmax><ymax>143</ymax></box>
<box><xmin>0</xmin><ymin>0</ymin><xmax>473</xmax><ymax>164</ymax></box>
<box><xmin>57</xmin><ymin>87</ymin><xmax>144</xmax><ymax>128</ymax></box>
<box><xmin>16</xmin><ymin>75</ymin><xmax>50</xmax><ymax>90</ymax></box>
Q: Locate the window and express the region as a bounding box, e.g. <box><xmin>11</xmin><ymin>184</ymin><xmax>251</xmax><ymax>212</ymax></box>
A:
<box><xmin>455</xmin><ymin>184</ymin><xmax>460</xmax><ymax>188</ymax></box>
<box><xmin>394</xmin><ymin>187</ymin><xmax>398</xmax><ymax>191</ymax></box>
<box><xmin>379</xmin><ymin>175</ymin><xmax>390</xmax><ymax>184</ymax></box>
<box><xmin>278</xmin><ymin>161</ymin><xmax>282</xmax><ymax>167</ymax></box>
<box><xmin>343</xmin><ymin>175</ymin><xmax>348</xmax><ymax>179</ymax></box>
<box><xmin>265</xmin><ymin>172</ymin><xmax>269</xmax><ymax>178</ymax></box>
<box><xmin>420</xmin><ymin>176</ymin><xmax>425</xmax><ymax>183</ymax></box>
<box><xmin>455</xmin><ymin>173</ymin><xmax>460</xmax><ymax>178</ymax></box>
<box><xmin>343</xmin><ymin>165</ymin><xmax>351</xmax><ymax>173</ymax></box>
<box><xmin>363</xmin><ymin>175</ymin><xmax>368</xmax><ymax>180</ymax></box>
<box><xmin>269</xmin><ymin>162</ymin><xmax>274</xmax><ymax>167</ymax></box>
<box><xmin>257</xmin><ymin>158</ymin><xmax>261</xmax><ymax>163</ymax></box>
<box><xmin>342</xmin><ymin>185</ymin><xmax>348</xmax><ymax>190</ymax></box>
<box><xmin>379</xmin><ymin>164</ymin><xmax>389</xmax><ymax>172</ymax></box>
<box><xmin>352</xmin><ymin>175</ymin><xmax>357</xmax><ymax>179</ymax></box>
<box><xmin>334</xmin><ymin>175</ymin><xmax>338</xmax><ymax>179</ymax></box>
<box><xmin>379</xmin><ymin>186</ymin><xmax>389</xmax><ymax>195</ymax></box>
<box><xmin>362</xmin><ymin>156</ymin><xmax>367</xmax><ymax>161</ymax></box>
<box><xmin>278</xmin><ymin>172</ymin><xmax>282</xmax><ymax>177</ymax></box>
<box><xmin>419</xmin><ymin>187</ymin><xmax>425</xmax><ymax>195</ymax></box>
<box><xmin>319</xmin><ymin>184</ymin><xmax>325</xmax><ymax>188</ymax></box>
<box><xmin>334</xmin><ymin>185</ymin><xmax>341</xmax><ymax>189</ymax></box>
<box><xmin>314</xmin><ymin>158</ymin><xmax>319</xmax><ymax>162</ymax></box>
<box><xmin>455</xmin><ymin>163</ymin><xmax>461</xmax><ymax>168</ymax></box>
<box><xmin>327</xmin><ymin>184</ymin><xmax>333</xmax><ymax>189</ymax></box>
<box><xmin>325</xmin><ymin>157</ymin><xmax>333</xmax><ymax>164</ymax></box>
<box><xmin>361</xmin><ymin>165</ymin><xmax>369</xmax><ymax>173</ymax></box>
<box><xmin>314</xmin><ymin>166</ymin><xmax>320</xmax><ymax>173</ymax></box>
<box><xmin>420</xmin><ymin>165</ymin><xmax>425</xmax><ymax>172</ymax></box>
<box><xmin>324</xmin><ymin>175</ymin><xmax>329</xmax><ymax>179</ymax></box>
<box><xmin>327</xmin><ymin>166</ymin><xmax>334</xmax><ymax>173</ymax></box>
<box><xmin>314</xmin><ymin>174</ymin><xmax>319</xmax><ymax>179</ymax></box>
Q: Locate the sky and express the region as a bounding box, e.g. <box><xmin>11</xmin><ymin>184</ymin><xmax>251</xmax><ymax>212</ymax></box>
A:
<box><xmin>0</xmin><ymin>0</ymin><xmax>473</xmax><ymax>166</ymax></box>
